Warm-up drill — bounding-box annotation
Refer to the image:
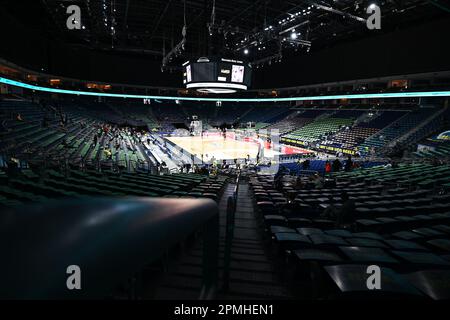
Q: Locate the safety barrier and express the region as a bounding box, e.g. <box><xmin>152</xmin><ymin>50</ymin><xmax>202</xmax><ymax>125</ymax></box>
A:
<box><xmin>0</xmin><ymin>197</ymin><xmax>219</xmax><ymax>299</ymax></box>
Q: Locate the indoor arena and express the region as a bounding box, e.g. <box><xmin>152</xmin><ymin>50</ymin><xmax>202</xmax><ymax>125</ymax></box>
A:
<box><xmin>1</xmin><ymin>0</ymin><xmax>450</xmax><ymax>310</ymax></box>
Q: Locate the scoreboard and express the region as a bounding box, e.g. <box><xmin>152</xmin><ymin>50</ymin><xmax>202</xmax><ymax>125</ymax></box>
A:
<box><xmin>183</xmin><ymin>58</ymin><xmax>252</xmax><ymax>93</ymax></box>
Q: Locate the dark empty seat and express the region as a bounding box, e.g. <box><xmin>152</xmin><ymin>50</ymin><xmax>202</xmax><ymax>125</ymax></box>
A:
<box><xmin>325</xmin><ymin>229</ymin><xmax>353</xmax><ymax>238</ymax></box>
<box><xmin>270</xmin><ymin>226</ymin><xmax>296</xmax><ymax>234</ymax></box>
<box><xmin>411</xmin><ymin>228</ymin><xmax>445</xmax><ymax>238</ymax></box>
<box><xmin>426</xmin><ymin>239</ymin><xmax>450</xmax><ymax>252</ymax></box>
<box><xmin>256</xmin><ymin>200</ymin><xmax>274</xmax><ymax>208</ymax></box>
<box><xmin>293</xmin><ymin>248</ymin><xmax>343</xmax><ymax>263</ymax></box>
<box><xmin>390</xmin><ymin>250</ymin><xmax>450</xmax><ymax>266</ymax></box>
<box><xmin>264</xmin><ymin>215</ymin><xmax>288</xmax><ymax>226</ymax></box>
<box><xmin>309</xmin><ymin>234</ymin><xmax>348</xmax><ymax>246</ymax></box>
<box><xmin>392</xmin><ymin>231</ymin><xmax>424</xmax><ymax>241</ymax></box>
<box><xmin>339</xmin><ymin>246</ymin><xmax>399</xmax><ymax>264</ymax></box>
<box><xmin>274</xmin><ymin>233</ymin><xmax>311</xmax><ymax>248</ymax></box>
<box><xmin>356</xmin><ymin>219</ymin><xmax>381</xmax><ymax>231</ymax></box>
<box><xmin>384</xmin><ymin>240</ymin><xmax>428</xmax><ymax>251</ymax></box>
<box><xmin>403</xmin><ymin>270</ymin><xmax>450</xmax><ymax>300</ymax></box>
<box><xmin>346</xmin><ymin>238</ymin><xmax>389</xmax><ymax>249</ymax></box>
<box><xmin>323</xmin><ymin>264</ymin><xmax>423</xmax><ymax>298</ymax></box>
<box><xmin>375</xmin><ymin>217</ymin><xmax>398</xmax><ymax>224</ymax></box>
<box><xmin>412</xmin><ymin>215</ymin><xmax>433</xmax><ymax>221</ymax></box>
<box><xmin>432</xmin><ymin>224</ymin><xmax>450</xmax><ymax>234</ymax></box>
<box><xmin>313</xmin><ymin>219</ymin><xmax>336</xmax><ymax>229</ymax></box>
<box><xmin>395</xmin><ymin>216</ymin><xmax>416</xmax><ymax>222</ymax></box>
<box><xmin>352</xmin><ymin>232</ymin><xmax>385</xmax><ymax>241</ymax></box>
<box><xmin>287</xmin><ymin>217</ymin><xmax>312</xmax><ymax>228</ymax></box>
<box><xmin>297</xmin><ymin>227</ymin><xmax>323</xmax><ymax>236</ymax></box>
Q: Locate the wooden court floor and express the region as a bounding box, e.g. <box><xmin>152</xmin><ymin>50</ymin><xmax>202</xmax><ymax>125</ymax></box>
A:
<box><xmin>166</xmin><ymin>136</ymin><xmax>280</xmax><ymax>161</ymax></box>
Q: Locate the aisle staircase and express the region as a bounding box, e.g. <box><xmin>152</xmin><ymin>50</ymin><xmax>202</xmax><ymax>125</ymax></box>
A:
<box><xmin>153</xmin><ymin>182</ymin><xmax>292</xmax><ymax>299</ymax></box>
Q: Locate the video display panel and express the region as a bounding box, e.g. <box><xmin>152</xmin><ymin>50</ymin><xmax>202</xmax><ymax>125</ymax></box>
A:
<box><xmin>231</xmin><ymin>65</ymin><xmax>245</xmax><ymax>83</ymax></box>
<box><xmin>183</xmin><ymin>59</ymin><xmax>251</xmax><ymax>88</ymax></box>
<box><xmin>218</xmin><ymin>63</ymin><xmax>231</xmax><ymax>82</ymax></box>
<box><xmin>192</xmin><ymin>62</ymin><xmax>215</xmax><ymax>82</ymax></box>
<box><xmin>186</xmin><ymin>65</ymin><xmax>192</xmax><ymax>83</ymax></box>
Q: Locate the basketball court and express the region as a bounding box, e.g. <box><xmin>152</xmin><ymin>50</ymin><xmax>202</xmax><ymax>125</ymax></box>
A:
<box><xmin>166</xmin><ymin>135</ymin><xmax>311</xmax><ymax>161</ymax></box>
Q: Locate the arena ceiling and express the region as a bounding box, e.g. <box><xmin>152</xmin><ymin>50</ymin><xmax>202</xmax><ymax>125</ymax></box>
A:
<box><xmin>3</xmin><ymin>0</ymin><xmax>449</xmax><ymax>70</ymax></box>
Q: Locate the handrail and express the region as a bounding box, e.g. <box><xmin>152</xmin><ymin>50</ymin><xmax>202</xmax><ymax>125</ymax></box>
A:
<box><xmin>0</xmin><ymin>197</ymin><xmax>219</xmax><ymax>299</ymax></box>
<box><xmin>222</xmin><ymin>171</ymin><xmax>240</xmax><ymax>292</ymax></box>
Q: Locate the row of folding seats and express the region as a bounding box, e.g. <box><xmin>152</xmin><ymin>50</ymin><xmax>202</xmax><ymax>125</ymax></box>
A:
<box><xmin>265</xmin><ymin>216</ymin><xmax>450</xmax><ymax>299</ymax></box>
<box><xmin>320</xmin><ymin>126</ymin><xmax>379</xmax><ymax>150</ymax></box>
<box><xmin>253</xmin><ymin>164</ymin><xmax>450</xmax><ymax>298</ymax></box>
<box><xmin>251</xmin><ymin>172</ymin><xmax>450</xmax><ymax>232</ymax></box>
<box><xmin>333</xmin><ymin>163</ymin><xmax>450</xmax><ymax>188</ymax></box>
<box><xmin>360</xmin><ymin>108</ymin><xmax>437</xmax><ymax>150</ymax></box>
<box><xmin>0</xmin><ymin>168</ymin><xmax>225</xmax><ymax>209</ymax></box>
<box><xmin>283</xmin><ymin>117</ymin><xmax>354</xmax><ymax>143</ymax></box>
<box><xmin>239</xmin><ymin>106</ymin><xmax>291</xmax><ymax>124</ymax></box>
<box><xmin>262</xmin><ymin>117</ymin><xmax>314</xmax><ymax>135</ymax></box>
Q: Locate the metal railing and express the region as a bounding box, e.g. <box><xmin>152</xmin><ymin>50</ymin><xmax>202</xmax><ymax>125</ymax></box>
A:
<box><xmin>0</xmin><ymin>197</ymin><xmax>219</xmax><ymax>299</ymax></box>
<box><xmin>222</xmin><ymin>171</ymin><xmax>240</xmax><ymax>292</ymax></box>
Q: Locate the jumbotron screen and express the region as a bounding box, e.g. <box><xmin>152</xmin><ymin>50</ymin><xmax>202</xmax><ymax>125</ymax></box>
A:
<box><xmin>183</xmin><ymin>58</ymin><xmax>252</xmax><ymax>93</ymax></box>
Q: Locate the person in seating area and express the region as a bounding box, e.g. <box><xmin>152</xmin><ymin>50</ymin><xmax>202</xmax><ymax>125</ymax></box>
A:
<box><xmin>160</xmin><ymin>161</ymin><xmax>168</xmax><ymax>173</ymax></box>
<box><xmin>321</xmin><ymin>196</ymin><xmax>338</xmax><ymax>220</ymax></box>
<box><xmin>295</xmin><ymin>174</ymin><xmax>303</xmax><ymax>190</ymax></box>
<box><xmin>344</xmin><ymin>155</ymin><xmax>353</xmax><ymax>172</ymax></box>
<box><xmin>302</xmin><ymin>159</ymin><xmax>310</xmax><ymax>170</ymax></box>
<box><xmin>325</xmin><ymin>160</ymin><xmax>331</xmax><ymax>176</ymax></box>
<box><xmin>311</xmin><ymin>173</ymin><xmax>323</xmax><ymax>188</ymax></box>
<box><xmin>5</xmin><ymin>157</ymin><xmax>21</xmax><ymax>179</ymax></box>
<box><xmin>336</xmin><ymin>191</ymin><xmax>356</xmax><ymax>227</ymax></box>
<box><xmin>332</xmin><ymin>158</ymin><xmax>342</xmax><ymax>172</ymax></box>
<box><xmin>274</xmin><ymin>165</ymin><xmax>289</xmax><ymax>190</ymax></box>
<box><xmin>103</xmin><ymin>147</ymin><xmax>112</xmax><ymax>160</ymax></box>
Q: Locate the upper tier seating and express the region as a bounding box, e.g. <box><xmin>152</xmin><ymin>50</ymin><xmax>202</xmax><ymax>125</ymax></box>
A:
<box><xmin>283</xmin><ymin>117</ymin><xmax>355</xmax><ymax>144</ymax></box>
<box><xmin>262</xmin><ymin>117</ymin><xmax>314</xmax><ymax>135</ymax></box>
<box><xmin>182</xmin><ymin>104</ymin><xmax>217</xmax><ymax>123</ymax></box>
<box><xmin>320</xmin><ymin>126</ymin><xmax>379</xmax><ymax>150</ymax></box>
<box><xmin>358</xmin><ymin>111</ymin><xmax>407</xmax><ymax>129</ymax></box>
<box><xmin>331</xmin><ymin>110</ymin><xmax>365</xmax><ymax>118</ymax></box>
<box><xmin>214</xmin><ymin>104</ymin><xmax>247</xmax><ymax>125</ymax></box>
<box><xmin>360</xmin><ymin>108</ymin><xmax>437</xmax><ymax>150</ymax></box>
<box><xmin>107</xmin><ymin>102</ymin><xmax>160</xmax><ymax>128</ymax></box>
<box><xmin>238</xmin><ymin>106</ymin><xmax>291</xmax><ymax>124</ymax></box>
<box><xmin>309</xmin><ymin>111</ymin><xmax>405</xmax><ymax>154</ymax></box>
<box><xmin>152</xmin><ymin>104</ymin><xmax>187</xmax><ymax>123</ymax></box>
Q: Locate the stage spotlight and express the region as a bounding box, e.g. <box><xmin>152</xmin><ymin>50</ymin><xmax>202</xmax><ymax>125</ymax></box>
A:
<box><xmin>290</xmin><ymin>31</ymin><xmax>298</xmax><ymax>40</ymax></box>
<box><xmin>244</xmin><ymin>48</ymin><xmax>249</xmax><ymax>55</ymax></box>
